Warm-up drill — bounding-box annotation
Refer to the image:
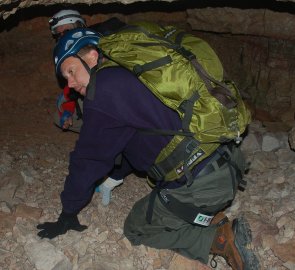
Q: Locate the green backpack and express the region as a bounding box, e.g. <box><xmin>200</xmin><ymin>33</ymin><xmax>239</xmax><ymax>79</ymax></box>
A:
<box><xmin>97</xmin><ymin>21</ymin><xmax>251</xmax><ymax>184</ymax></box>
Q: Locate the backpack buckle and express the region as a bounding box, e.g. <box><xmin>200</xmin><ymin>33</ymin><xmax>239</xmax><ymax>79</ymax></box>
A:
<box><xmin>159</xmin><ymin>189</ymin><xmax>170</xmax><ymax>204</ymax></box>
<box><xmin>185</xmin><ymin>139</ymin><xmax>199</xmax><ymax>154</ymax></box>
<box><xmin>133</xmin><ymin>64</ymin><xmax>143</xmax><ymax>76</ymax></box>
<box><xmin>148</xmin><ymin>164</ymin><xmax>165</xmax><ymax>181</ymax></box>
<box><xmin>176</xmin><ymin>46</ymin><xmax>195</xmax><ymax>61</ymax></box>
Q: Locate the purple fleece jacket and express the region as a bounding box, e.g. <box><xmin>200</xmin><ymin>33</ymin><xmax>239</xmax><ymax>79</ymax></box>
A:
<box><xmin>61</xmin><ymin>67</ymin><xmax>209</xmax><ymax>214</ymax></box>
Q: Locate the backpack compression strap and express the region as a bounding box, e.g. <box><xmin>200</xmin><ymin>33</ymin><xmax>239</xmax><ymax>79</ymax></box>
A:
<box><xmin>126</xmin><ymin>25</ymin><xmax>237</xmax><ymax>109</ymax></box>
<box><xmin>173</xmin><ymin>30</ymin><xmax>237</xmax><ymax>109</ymax></box>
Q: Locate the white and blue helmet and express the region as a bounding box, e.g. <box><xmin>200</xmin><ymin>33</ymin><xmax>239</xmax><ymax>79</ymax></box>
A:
<box><xmin>49</xmin><ymin>9</ymin><xmax>86</xmax><ymax>34</ymax></box>
<box><xmin>53</xmin><ymin>28</ymin><xmax>100</xmax><ymax>75</ymax></box>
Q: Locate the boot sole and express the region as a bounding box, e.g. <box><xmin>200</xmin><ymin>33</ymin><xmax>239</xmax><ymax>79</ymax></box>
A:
<box><xmin>232</xmin><ymin>217</ymin><xmax>260</xmax><ymax>270</ymax></box>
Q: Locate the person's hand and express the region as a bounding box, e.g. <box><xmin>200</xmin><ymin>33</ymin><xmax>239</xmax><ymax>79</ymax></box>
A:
<box><xmin>36</xmin><ymin>211</ymin><xmax>87</xmax><ymax>239</ymax></box>
<box><xmin>62</xmin><ymin>116</ymin><xmax>73</xmax><ymax>130</ymax></box>
<box><xmin>60</xmin><ymin>111</ymin><xmax>73</xmax><ymax>130</ymax></box>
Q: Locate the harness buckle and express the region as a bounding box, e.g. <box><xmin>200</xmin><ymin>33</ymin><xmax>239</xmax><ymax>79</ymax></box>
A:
<box><xmin>148</xmin><ymin>165</ymin><xmax>164</xmax><ymax>181</ymax></box>
<box><xmin>159</xmin><ymin>189</ymin><xmax>170</xmax><ymax>204</ymax></box>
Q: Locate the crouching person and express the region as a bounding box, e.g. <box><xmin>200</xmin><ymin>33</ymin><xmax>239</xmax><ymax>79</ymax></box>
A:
<box><xmin>37</xmin><ymin>28</ymin><xmax>259</xmax><ymax>270</ymax></box>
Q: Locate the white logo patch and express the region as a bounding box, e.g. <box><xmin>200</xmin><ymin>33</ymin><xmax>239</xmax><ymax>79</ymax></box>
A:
<box><xmin>193</xmin><ymin>213</ymin><xmax>214</xmax><ymax>226</ymax></box>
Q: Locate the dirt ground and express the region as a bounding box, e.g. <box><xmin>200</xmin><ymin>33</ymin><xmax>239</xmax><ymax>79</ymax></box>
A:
<box><xmin>1</xmin><ymin>86</ymin><xmax>295</xmax><ymax>270</ymax></box>
<box><xmin>0</xmin><ymin>97</ymin><xmax>213</xmax><ymax>269</ymax></box>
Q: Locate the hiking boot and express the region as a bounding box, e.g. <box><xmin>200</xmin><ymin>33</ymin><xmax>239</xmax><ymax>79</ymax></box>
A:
<box><xmin>210</xmin><ymin>215</ymin><xmax>260</xmax><ymax>270</ymax></box>
<box><xmin>211</xmin><ymin>212</ymin><xmax>229</xmax><ymax>226</ymax></box>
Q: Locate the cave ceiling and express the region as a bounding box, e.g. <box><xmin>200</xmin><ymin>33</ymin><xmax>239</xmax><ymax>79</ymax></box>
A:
<box><xmin>1</xmin><ymin>0</ymin><xmax>295</xmax><ymax>21</ymax></box>
<box><xmin>0</xmin><ymin>0</ymin><xmax>295</xmax><ymax>41</ymax></box>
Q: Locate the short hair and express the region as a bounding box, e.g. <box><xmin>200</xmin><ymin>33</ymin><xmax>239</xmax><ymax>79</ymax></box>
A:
<box><xmin>77</xmin><ymin>45</ymin><xmax>98</xmax><ymax>58</ymax></box>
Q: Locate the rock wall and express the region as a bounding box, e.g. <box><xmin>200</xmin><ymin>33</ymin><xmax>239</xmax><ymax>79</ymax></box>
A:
<box><xmin>187</xmin><ymin>7</ymin><xmax>295</xmax><ymax>124</ymax></box>
<box><xmin>0</xmin><ymin>2</ymin><xmax>294</xmax><ymax>124</ymax></box>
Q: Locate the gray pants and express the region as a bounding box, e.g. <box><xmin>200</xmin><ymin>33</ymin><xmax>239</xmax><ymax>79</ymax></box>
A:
<box><xmin>124</xmin><ymin>145</ymin><xmax>245</xmax><ymax>263</ymax></box>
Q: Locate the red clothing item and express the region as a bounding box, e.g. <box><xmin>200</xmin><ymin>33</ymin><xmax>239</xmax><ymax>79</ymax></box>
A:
<box><xmin>57</xmin><ymin>86</ymin><xmax>76</xmax><ymax>117</ymax></box>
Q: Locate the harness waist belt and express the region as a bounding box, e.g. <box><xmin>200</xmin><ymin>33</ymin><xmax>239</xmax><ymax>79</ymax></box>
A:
<box><xmin>158</xmin><ymin>189</ymin><xmax>215</xmax><ymax>226</ymax></box>
<box><xmin>197</xmin><ymin>154</ymin><xmax>228</xmax><ymax>177</ymax></box>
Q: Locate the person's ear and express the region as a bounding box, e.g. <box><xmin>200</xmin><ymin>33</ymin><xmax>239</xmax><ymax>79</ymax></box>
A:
<box><xmin>87</xmin><ymin>50</ymin><xmax>99</xmax><ymax>69</ymax></box>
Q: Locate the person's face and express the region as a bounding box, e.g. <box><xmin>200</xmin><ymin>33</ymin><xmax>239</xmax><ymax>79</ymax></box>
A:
<box><xmin>53</xmin><ymin>24</ymin><xmax>76</xmax><ymax>40</ymax></box>
<box><xmin>61</xmin><ymin>50</ymin><xmax>98</xmax><ymax>96</ymax></box>
<box><xmin>61</xmin><ymin>57</ymin><xmax>90</xmax><ymax>96</ymax></box>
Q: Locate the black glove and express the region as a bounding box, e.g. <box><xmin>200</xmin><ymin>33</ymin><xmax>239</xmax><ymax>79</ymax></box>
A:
<box><xmin>36</xmin><ymin>211</ymin><xmax>87</xmax><ymax>239</ymax></box>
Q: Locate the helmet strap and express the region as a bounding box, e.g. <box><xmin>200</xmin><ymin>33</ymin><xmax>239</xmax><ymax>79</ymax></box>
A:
<box><xmin>75</xmin><ymin>55</ymin><xmax>91</xmax><ymax>75</ymax></box>
<box><xmin>97</xmin><ymin>50</ymin><xmax>104</xmax><ymax>68</ymax></box>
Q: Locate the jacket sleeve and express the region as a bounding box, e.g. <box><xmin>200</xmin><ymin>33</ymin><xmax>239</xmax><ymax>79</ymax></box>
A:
<box><xmin>61</xmin><ymin>86</ymin><xmax>78</xmax><ymax>114</ymax></box>
<box><xmin>60</xmin><ymin>106</ymin><xmax>136</xmax><ymax>214</ymax></box>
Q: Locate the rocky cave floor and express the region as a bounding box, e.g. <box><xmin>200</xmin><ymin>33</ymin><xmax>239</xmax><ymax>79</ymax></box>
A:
<box><xmin>0</xmin><ymin>98</ymin><xmax>295</xmax><ymax>270</ymax></box>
